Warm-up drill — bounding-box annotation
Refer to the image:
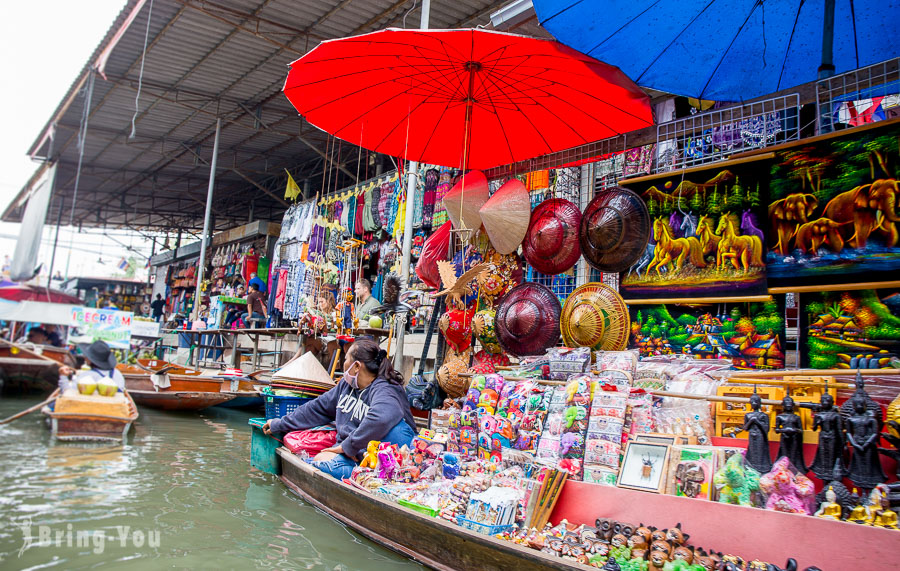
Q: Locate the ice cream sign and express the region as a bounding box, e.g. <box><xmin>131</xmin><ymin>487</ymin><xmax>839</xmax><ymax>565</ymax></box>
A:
<box><xmin>67</xmin><ymin>307</ymin><xmax>134</xmax><ymax>349</ymax></box>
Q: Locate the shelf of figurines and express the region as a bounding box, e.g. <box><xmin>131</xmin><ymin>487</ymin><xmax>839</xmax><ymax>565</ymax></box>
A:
<box><xmin>543</xmin><ymin>480</ymin><xmax>898</xmax><ymax>570</ymax></box>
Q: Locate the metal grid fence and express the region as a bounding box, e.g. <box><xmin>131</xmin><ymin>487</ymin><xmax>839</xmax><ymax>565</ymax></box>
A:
<box><xmin>816</xmin><ymin>57</ymin><xmax>900</xmax><ymax>134</ymax></box>
<box><xmin>655</xmin><ymin>93</ymin><xmax>801</xmax><ymax>171</ymax></box>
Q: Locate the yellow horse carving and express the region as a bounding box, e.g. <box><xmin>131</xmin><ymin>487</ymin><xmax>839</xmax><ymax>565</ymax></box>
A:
<box><xmin>715</xmin><ymin>214</ymin><xmax>764</xmax><ymax>272</ymax></box>
<box><xmin>647</xmin><ymin>218</ymin><xmax>706</xmax><ymax>276</ymax></box>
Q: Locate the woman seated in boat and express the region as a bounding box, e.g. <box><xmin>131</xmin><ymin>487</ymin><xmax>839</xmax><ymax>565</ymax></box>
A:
<box><xmin>263</xmin><ymin>338</ymin><xmax>416</xmax><ymax>480</ymax></box>
<box><xmin>58</xmin><ymin>340</ymin><xmax>126</xmax><ymax>392</ymax></box>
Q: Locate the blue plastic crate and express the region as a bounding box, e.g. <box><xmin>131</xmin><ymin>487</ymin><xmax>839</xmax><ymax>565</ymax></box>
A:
<box><xmin>262</xmin><ymin>387</ymin><xmax>314</xmax><ymax>420</ymax></box>
<box><xmin>455</xmin><ymin>515</ymin><xmax>515</xmax><ymax>536</ymax></box>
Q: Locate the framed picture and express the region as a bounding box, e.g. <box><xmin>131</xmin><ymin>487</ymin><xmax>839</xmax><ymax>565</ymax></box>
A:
<box><xmin>617</xmin><ymin>441</ymin><xmax>670</xmax><ymax>493</ymax></box>
<box><xmin>664</xmin><ymin>446</ymin><xmax>716</xmax><ymax>499</ymax></box>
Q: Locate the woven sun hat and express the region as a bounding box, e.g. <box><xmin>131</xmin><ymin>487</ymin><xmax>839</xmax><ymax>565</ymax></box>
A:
<box><xmin>443</xmin><ymin>170</ymin><xmax>489</xmax><ymax>231</ymax></box>
<box><xmin>580</xmin><ymin>186</ymin><xmax>650</xmax><ymax>273</ymax></box>
<box><xmin>495</xmin><ymin>282</ymin><xmax>562</xmax><ymax>357</ymax></box>
<box><xmin>560</xmin><ymin>283</ymin><xmax>631</xmax><ymax>351</ymax></box>
<box><xmin>273</xmin><ymin>351</ymin><xmax>336</xmax><ymax>388</ymax></box>
<box><xmin>522</xmin><ymin>197</ymin><xmax>582</xmax><ymax>275</ymax></box>
<box><xmin>479</xmin><ymin>178</ymin><xmax>531</xmax><ymax>254</ymax></box>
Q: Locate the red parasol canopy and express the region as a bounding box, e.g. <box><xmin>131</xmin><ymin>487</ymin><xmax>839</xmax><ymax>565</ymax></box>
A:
<box><xmin>0</xmin><ymin>284</ymin><xmax>83</xmax><ymax>305</ymax></box>
<box><xmin>283</xmin><ymin>28</ymin><xmax>652</xmax><ymax>170</ymax></box>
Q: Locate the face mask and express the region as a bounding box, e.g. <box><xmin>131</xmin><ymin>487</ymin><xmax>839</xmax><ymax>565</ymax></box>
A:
<box><xmin>343</xmin><ymin>361</ymin><xmax>361</xmax><ymax>389</ymax></box>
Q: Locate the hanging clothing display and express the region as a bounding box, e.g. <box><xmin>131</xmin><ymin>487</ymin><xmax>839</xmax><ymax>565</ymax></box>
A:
<box><xmin>431</xmin><ymin>167</ymin><xmax>453</xmax><ymax>227</ymax></box>
<box><xmin>422</xmin><ymin>168</ymin><xmax>438</xmax><ymax>229</ymax></box>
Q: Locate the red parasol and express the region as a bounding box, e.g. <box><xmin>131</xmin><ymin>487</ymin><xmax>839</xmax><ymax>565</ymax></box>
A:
<box><xmin>0</xmin><ymin>284</ymin><xmax>82</xmax><ymax>305</ymax></box>
<box><xmin>283</xmin><ymin>28</ymin><xmax>652</xmax><ymax>170</ymax></box>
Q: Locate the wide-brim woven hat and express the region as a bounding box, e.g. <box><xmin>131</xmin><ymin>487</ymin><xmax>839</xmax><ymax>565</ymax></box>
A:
<box><xmin>443</xmin><ymin>170</ymin><xmax>489</xmax><ymax>231</ymax></box>
<box><xmin>273</xmin><ymin>352</ymin><xmax>336</xmax><ymax>388</ymax></box>
<box><xmin>580</xmin><ymin>186</ymin><xmax>650</xmax><ymax>272</ymax></box>
<box><xmin>522</xmin><ymin>198</ymin><xmax>582</xmax><ymax>275</ymax></box>
<box><xmin>561</xmin><ymin>283</ymin><xmax>631</xmax><ymax>351</ymax></box>
<box><xmin>495</xmin><ymin>282</ymin><xmax>561</xmax><ymax>357</ymax></box>
<box><xmin>479</xmin><ymin>178</ymin><xmax>531</xmax><ymax>254</ymax></box>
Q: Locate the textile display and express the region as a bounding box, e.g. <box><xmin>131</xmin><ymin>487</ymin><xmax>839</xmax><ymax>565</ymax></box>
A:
<box><xmin>619</xmin><ymin>158</ymin><xmax>769</xmax><ymax>299</ymax></box>
<box><xmin>800</xmin><ymin>288</ymin><xmax>900</xmax><ymax>369</ymax></box>
<box><xmin>766</xmin><ymin>120</ymin><xmax>900</xmax><ymax>287</ymax></box>
<box><xmin>431</xmin><ymin>167</ymin><xmax>453</xmax><ymax>227</ymax></box>
<box><xmin>628</xmin><ymin>300</ymin><xmax>786</xmax><ymax>370</ymax></box>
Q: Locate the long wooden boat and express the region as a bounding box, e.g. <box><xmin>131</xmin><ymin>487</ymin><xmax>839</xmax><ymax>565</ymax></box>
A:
<box><xmin>216</xmin><ymin>390</ymin><xmax>263</xmax><ymax>409</ymax></box>
<box><xmin>41</xmin><ymin>388</ymin><xmax>139</xmax><ymax>442</ymax></box>
<box><xmin>118</xmin><ymin>360</ymin><xmax>227</xmax><ymax>392</ymax></box>
<box><xmin>279</xmin><ymin>445</ymin><xmax>899</xmax><ymax>571</ymax></box>
<box><xmin>277</xmin><ymin>448</ymin><xmax>583</xmax><ymax>571</ymax></box>
<box><xmin>127</xmin><ymin>389</ymin><xmax>236</xmax><ymax>410</ymax></box>
<box><xmin>0</xmin><ymin>341</ymin><xmax>74</xmax><ymax>393</ymax></box>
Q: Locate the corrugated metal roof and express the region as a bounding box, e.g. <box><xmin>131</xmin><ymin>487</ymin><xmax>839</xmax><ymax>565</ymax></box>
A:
<box><xmin>3</xmin><ymin>0</ymin><xmax>520</xmax><ymax>231</ymax></box>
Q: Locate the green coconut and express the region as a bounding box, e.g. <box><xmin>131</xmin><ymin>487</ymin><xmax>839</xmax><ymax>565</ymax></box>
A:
<box><xmin>77</xmin><ymin>379</ymin><xmax>97</xmax><ymax>395</ymax></box>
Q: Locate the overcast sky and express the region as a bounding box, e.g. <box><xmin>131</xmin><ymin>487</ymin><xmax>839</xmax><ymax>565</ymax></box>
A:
<box><xmin>0</xmin><ymin>0</ymin><xmax>156</xmax><ymax>281</ymax></box>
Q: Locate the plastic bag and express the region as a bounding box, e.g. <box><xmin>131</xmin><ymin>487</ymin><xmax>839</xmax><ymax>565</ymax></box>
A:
<box><xmin>283</xmin><ymin>426</ymin><xmax>337</xmax><ymax>457</ymax></box>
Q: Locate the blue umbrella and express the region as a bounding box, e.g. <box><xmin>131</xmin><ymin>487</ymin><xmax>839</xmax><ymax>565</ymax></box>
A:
<box><xmin>533</xmin><ymin>0</ymin><xmax>898</xmax><ymax>101</ymax></box>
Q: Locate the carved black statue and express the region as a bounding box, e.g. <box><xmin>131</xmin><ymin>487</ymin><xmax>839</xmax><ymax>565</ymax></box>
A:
<box><xmin>839</xmin><ymin>370</ymin><xmax>883</xmax><ymax>431</ymax></box>
<box><xmin>743</xmin><ymin>393</ymin><xmax>772</xmax><ymax>474</ymax></box>
<box><xmin>846</xmin><ymin>396</ymin><xmax>886</xmax><ymax>490</ymax></box>
<box><xmin>775</xmin><ymin>396</ymin><xmax>807</xmax><ymax>472</ymax></box>
<box><xmin>810</xmin><ymin>393</ymin><xmax>845</xmax><ymax>482</ymax></box>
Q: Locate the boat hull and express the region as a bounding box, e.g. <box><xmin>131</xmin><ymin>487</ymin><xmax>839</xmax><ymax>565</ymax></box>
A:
<box><xmin>0</xmin><ymin>357</ymin><xmax>58</xmax><ymax>393</ymax></box>
<box><xmin>128</xmin><ymin>389</ymin><xmax>236</xmax><ymax>410</ymax></box>
<box><xmin>42</xmin><ymin>390</ymin><xmax>138</xmax><ymax>442</ymax></box>
<box><xmin>277</xmin><ymin>448</ymin><xmax>581</xmax><ymax>571</ymax></box>
<box><xmin>215</xmin><ymin>392</ymin><xmax>263</xmax><ymax>409</ymax></box>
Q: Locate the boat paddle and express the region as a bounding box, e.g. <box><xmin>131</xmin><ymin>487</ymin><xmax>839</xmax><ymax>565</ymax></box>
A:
<box><xmin>0</xmin><ymin>394</ymin><xmax>57</xmax><ymax>425</ymax></box>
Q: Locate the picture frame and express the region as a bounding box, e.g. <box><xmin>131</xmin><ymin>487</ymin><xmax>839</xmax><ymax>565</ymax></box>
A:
<box><xmin>617</xmin><ymin>441</ymin><xmax>670</xmax><ymax>493</ymax></box>
<box><xmin>634</xmin><ymin>432</ymin><xmax>697</xmax><ymax>446</ymax></box>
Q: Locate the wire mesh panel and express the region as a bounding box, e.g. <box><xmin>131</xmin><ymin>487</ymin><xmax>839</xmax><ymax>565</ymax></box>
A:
<box><xmin>816</xmin><ymin>58</ymin><xmax>900</xmax><ymax>134</ymax></box>
<box><xmin>656</xmin><ymin>94</ymin><xmax>801</xmax><ymax>171</ymax></box>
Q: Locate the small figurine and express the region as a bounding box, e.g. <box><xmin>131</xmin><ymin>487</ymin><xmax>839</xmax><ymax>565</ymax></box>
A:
<box><xmin>442</xmin><ymin>452</ymin><xmax>460</xmax><ymax>479</ymax></box>
<box><xmin>846</xmin><ymin>396</ymin><xmax>887</xmax><ymax>490</ymax></box>
<box><xmin>848</xmin><ymin>489</ymin><xmax>873</xmax><ymax>525</ymax></box>
<box><xmin>814</xmin><ymin>463</ymin><xmax>858</xmax><ymax>520</ymax></box>
<box><xmin>743</xmin><ymin>393</ymin><xmax>773</xmax><ymax>474</ymax></box>
<box><xmin>665</xmin><ymin>523</ymin><xmax>688</xmax><ymax>546</ymax></box>
<box><xmin>814</xmin><ymin>486</ymin><xmax>843</xmax><ymax>520</ymax></box>
<box><xmin>871</xmin><ymin>492</ymin><xmax>899</xmax><ymax>530</ymax></box>
<box><xmin>359</xmin><ymin>440</ymin><xmax>380</xmax><ymax>469</ymax></box>
<box><xmin>759</xmin><ymin>457</ymin><xmax>816</xmax><ymax>515</ymax></box>
<box><xmin>648</xmin><ymin>549</ymin><xmax>668</xmax><ymax>571</ymax></box>
<box><xmin>713</xmin><ymin>452</ymin><xmax>761</xmax><ymax>506</ymax></box>
<box><xmin>810</xmin><ymin>393</ymin><xmax>846</xmax><ymax>482</ymax></box>
<box><xmin>774</xmin><ymin>396</ymin><xmax>807</xmax><ymax>473</ymax></box>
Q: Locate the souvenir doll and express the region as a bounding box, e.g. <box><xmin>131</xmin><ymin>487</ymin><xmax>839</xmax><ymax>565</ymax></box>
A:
<box><xmin>810</xmin><ymin>393</ymin><xmax>845</xmax><ymax>482</ymax></box>
<box><xmin>871</xmin><ymin>488</ymin><xmax>899</xmax><ymax>530</ymax></box>
<box><xmin>814</xmin><ymin>486</ymin><xmax>843</xmax><ymax>520</ymax></box>
<box><xmin>759</xmin><ymin>457</ymin><xmax>816</xmax><ymax>515</ymax></box>
<box><xmin>713</xmin><ymin>453</ymin><xmax>761</xmax><ymax>507</ymax></box>
<box><xmin>335</xmin><ymin>287</ymin><xmax>356</xmax><ymax>330</ymax></box>
<box><xmin>774</xmin><ymin>396</ymin><xmax>807</xmax><ymax>473</ymax></box>
<box><xmin>743</xmin><ymin>393</ymin><xmax>773</xmax><ymax>474</ymax></box>
<box><xmin>846</xmin><ymin>396</ymin><xmax>886</xmax><ymax>490</ymax></box>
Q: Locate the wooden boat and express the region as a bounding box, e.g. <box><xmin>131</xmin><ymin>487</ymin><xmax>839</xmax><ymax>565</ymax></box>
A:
<box><xmin>41</xmin><ymin>388</ymin><xmax>138</xmax><ymax>442</ymax></box>
<box><xmin>126</xmin><ymin>389</ymin><xmax>236</xmax><ymax>410</ymax></box>
<box><xmin>117</xmin><ymin>359</ymin><xmax>238</xmax><ymax>410</ymax></box>
<box><xmin>279</xmin><ymin>445</ymin><xmax>898</xmax><ymax>571</ymax></box>
<box><xmin>216</xmin><ymin>390</ymin><xmax>263</xmax><ymax>409</ymax></box>
<box><xmin>0</xmin><ymin>341</ymin><xmax>74</xmax><ymax>393</ymax></box>
<box><xmin>277</xmin><ymin>448</ymin><xmax>583</xmax><ymax>571</ymax></box>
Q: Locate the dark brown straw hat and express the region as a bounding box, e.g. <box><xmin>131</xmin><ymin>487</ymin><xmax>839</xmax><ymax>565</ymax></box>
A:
<box><xmin>522</xmin><ymin>198</ymin><xmax>582</xmax><ymax>275</ymax></box>
<box><xmin>495</xmin><ymin>282</ymin><xmax>561</xmax><ymax>357</ymax></box>
<box><xmin>580</xmin><ymin>186</ymin><xmax>650</xmax><ymax>273</ymax></box>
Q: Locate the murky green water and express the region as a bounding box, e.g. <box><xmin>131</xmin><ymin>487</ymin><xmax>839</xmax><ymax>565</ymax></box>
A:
<box><xmin>0</xmin><ymin>397</ymin><xmax>424</xmax><ymax>570</ymax></box>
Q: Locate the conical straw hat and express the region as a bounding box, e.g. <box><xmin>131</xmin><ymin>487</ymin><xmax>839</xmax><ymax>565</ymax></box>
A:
<box><xmin>522</xmin><ymin>198</ymin><xmax>582</xmax><ymax>275</ymax></box>
<box><xmin>443</xmin><ymin>170</ymin><xmax>489</xmax><ymax>231</ymax></box>
<box><xmin>495</xmin><ymin>282</ymin><xmax>561</xmax><ymax>357</ymax></box>
<box><xmin>479</xmin><ymin>179</ymin><xmax>531</xmax><ymax>254</ymax></box>
<box><xmin>580</xmin><ymin>186</ymin><xmax>650</xmax><ymax>273</ymax></box>
<box><xmin>561</xmin><ymin>283</ymin><xmax>630</xmax><ymax>351</ymax></box>
<box><xmin>273</xmin><ymin>352</ymin><xmax>335</xmax><ymax>387</ymax></box>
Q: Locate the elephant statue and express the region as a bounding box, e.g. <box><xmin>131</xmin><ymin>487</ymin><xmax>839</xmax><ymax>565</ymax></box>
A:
<box><xmin>792</xmin><ymin>218</ymin><xmax>849</xmax><ymax>256</ymax></box>
<box><xmin>768</xmin><ymin>193</ymin><xmax>818</xmax><ymax>255</ymax></box>
<box><xmin>823</xmin><ymin>179</ymin><xmax>900</xmax><ymax>249</ymax></box>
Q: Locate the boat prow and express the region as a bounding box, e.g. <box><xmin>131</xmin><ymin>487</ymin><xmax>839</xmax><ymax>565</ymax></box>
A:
<box><xmin>277</xmin><ymin>448</ymin><xmax>584</xmax><ymax>571</ymax></box>
<box><xmin>42</xmin><ymin>389</ymin><xmax>139</xmax><ymax>442</ymax></box>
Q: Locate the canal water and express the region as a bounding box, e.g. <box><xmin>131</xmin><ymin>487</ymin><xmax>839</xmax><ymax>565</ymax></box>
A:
<box><xmin>0</xmin><ymin>396</ymin><xmax>424</xmax><ymax>570</ymax></box>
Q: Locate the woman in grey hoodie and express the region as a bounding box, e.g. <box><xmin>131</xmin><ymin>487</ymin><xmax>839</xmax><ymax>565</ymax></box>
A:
<box><xmin>263</xmin><ymin>338</ymin><xmax>416</xmax><ymax>479</ymax></box>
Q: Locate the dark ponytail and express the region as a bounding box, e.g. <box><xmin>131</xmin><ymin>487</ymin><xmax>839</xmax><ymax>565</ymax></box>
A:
<box><xmin>352</xmin><ymin>338</ymin><xmax>403</xmax><ymax>385</ymax></box>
